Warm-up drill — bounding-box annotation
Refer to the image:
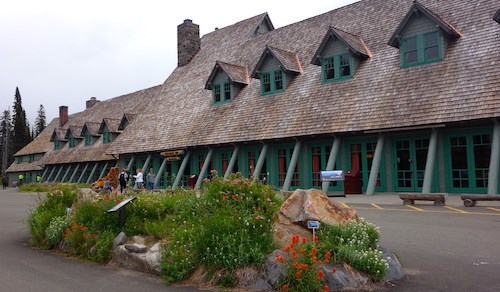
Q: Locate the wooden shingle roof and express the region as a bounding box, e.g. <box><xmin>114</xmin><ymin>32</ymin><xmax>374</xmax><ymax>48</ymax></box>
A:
<box><xmin>494</xmin><ymin>8</ymin><xmax>500</xmax><ymax>23</ymax></box>
<box><xmin>251</xmin><ymin>46</ymin><xmax>303</xmax><ymax>78</ymax></box>
<box><xmin>205</xmin><ymin>61</ymin><xmax>250</xmax><ymax>89</ymax></box>
<box><xmin>98</xmin><ymin>118</ymin><xmax>121</xmax><ymax>134</ymax></box>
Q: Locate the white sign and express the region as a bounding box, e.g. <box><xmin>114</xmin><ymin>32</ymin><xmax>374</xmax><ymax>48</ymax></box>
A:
<box><xmin>320</xmin><ymin>170</ymin><xmax>344</xmax><ymax>182</ymax></box>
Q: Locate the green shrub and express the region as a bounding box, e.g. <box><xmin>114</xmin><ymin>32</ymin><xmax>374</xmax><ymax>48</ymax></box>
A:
<box><xmin>71</xmin><ymin>199</ymin><xmax>119</xmax><ymax>233</ymax></box>
<box><xmin>89</xmin><ymin>230</ymin><xmax>116</xmax><ymax>263</ymax></box>
<box><xmin>28</xmin><ymin>206</ymin><xmax>65</xmax><ymax>248</ymax></box>
<box><xmin>45</xmin><ymin>215</ymin><xmax>71</xmax><ymax>247</ymax></box>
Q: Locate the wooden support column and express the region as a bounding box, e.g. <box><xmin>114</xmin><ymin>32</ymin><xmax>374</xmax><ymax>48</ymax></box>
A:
<box><xmin>422</xmin><ymin>128</ymin><xmax>439</xmax><ymax>193</ymax></box>
<box><xmin>195</xmin><ymin>148</ymin><xmax>214</xmax><ymax>190</ymax></box>
<box><xmin>322</xmin><ymin>137</ymin><xmax>342</xmax><ymax>193</ymax></box>
<box><xmin>86</xmin><ymin>163</ymin><xmax>99</xmax><ymax>184</ymax></box>
<box><xmin>252</xmin><ymin>143</ymin><xmax>269</xmax><ymax>180</ymax></box>
<box><xmin>98</xmin><ymin>162</ymin><xmax>109</xmax><ymax>180</ymax></box>
<box><xmin>154</xmin><ymin>158</ymin><xmax>167</xmax><ymax>189</ymax></box>
<box><xmin>52</xmin><ymin>165</ymin><xmax>64</xmax><ymax>182</ymax></box>
<box><xmin>68</xmin><ymin>164</ymin><xmax>80</xmax><ymax>182</ymax></box>
<box><xmin>127</xmin><ymin>156</ymin><xmax>135</xmax><ymax>170</ymax></box>
<box><xmin>77</xmin><ymin>163</ymin><xmax>89</xmax><ymax>184</ymax></box>
<box><xmin>61</xmin><ymin>165</ymin><xmax>72</xmax><ymax>182</ymax></box>
<box><xmin>366</xmin><ymin>134</ymin><xmax>385</xmax><ymax>196</ymax></box>
<box><xmin>142</xmin><ymin>154</ymin><xmax>152</xmax><ymax>173</ymax></box>
<box><xmin>282</xmin><ymin>141</ymin><xmax>302</xmax><ymax>192</ymax></box>
<box><xmin>224</xmin><ymin>146</ymin><xmax>239</xmax><ymax>179</ymax></box>
<box><xmin>40</xmin><ymin>167</ymin><xmax>49</xmax><ymax>182</ymax></box>
<box><xmin>488</xmin><ymin>120</ymin><xmax>500</xmax><ymax>194</ymax></box>
<box><xmin>172</xmin><ymin>151</ymin><xmax>191</xmax><ymax>190</ymax></box>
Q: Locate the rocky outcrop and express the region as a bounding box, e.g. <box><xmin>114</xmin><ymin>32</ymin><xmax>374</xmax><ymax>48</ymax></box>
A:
<box><xmin>109</xmin><ymin>235</ymin><xmax>161</xmax><ymax>276</ymax></box>
<box><xmin>274</xmin><ymin>189</ymin><xmax>358</xmax><ymax>247</ymax></box>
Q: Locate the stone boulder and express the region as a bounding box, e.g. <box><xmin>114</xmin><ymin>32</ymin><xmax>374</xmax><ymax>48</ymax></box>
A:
<box><xmin>273</xmin><ymin>189</ymin><xmax>358</xmax><ymax>247</ymax></box>
<box><xmin>109</xmin><ymin>235</ymin><xmax>161</xmax><ymax>275</ymax></box>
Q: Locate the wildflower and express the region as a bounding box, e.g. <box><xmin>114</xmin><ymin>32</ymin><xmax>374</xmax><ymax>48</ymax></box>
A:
<box><xmin>331</xmin><ymin>267</ymin><xmax>337</xmax><ymax>273</ymax></box>
<box><xmin>291</xmin><ymin>250</ymin><xmax>298</xmax><ymax>259</ymax></box>
<box><xmin>302</xmin><ymin>237</ymin><xmax>307</xmax><ymax>244</ymax></box>
<box><xmin>275</xmin><ymin>253</ymin><xmax>285</xmax><ymax>263</ymax></box>
<box><xmin>323</xmin><ymin>285</ymin><xmax>330</xmax><ymax>292</ymax></box>
<box><xmin>282</xmin><ymin>284</ymin><xmax>289</xmax><ymax>291</ymax></box>
<box><xmin>295</xmin><ymin>271</ymin><xmax>302</xmax><ymax>279</ymax></box>
<box><xmin>292</xmin><ymin>234</ymin><xmax>300</xmax><ymax>244</ymax></box>
<box><xmin>311</xmin><ymin>247</ymin><xmax>317</xmax><ymax>258</ymax></box>
<box><xmin>315</xmin><ymin>270</ymin><xmax>325</xmax><ymax>280</ymax></box>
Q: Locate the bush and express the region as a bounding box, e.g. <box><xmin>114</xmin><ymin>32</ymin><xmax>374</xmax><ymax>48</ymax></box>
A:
<box><xmin>28</xmin><ymin>206</ymin><xmax>66</xmax><ymax>248</ymax></box>
<box><xmin>89</xmin><ymin>230</ymin><xmax>116</xmax><ymax>263</ymax></box>
<box><xmin>45</xmin><ymin>215</ymin><xmax>71</xmax><ymax>247</ymax></box>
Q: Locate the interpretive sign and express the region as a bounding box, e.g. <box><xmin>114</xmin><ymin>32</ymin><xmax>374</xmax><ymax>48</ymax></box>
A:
<box><xmin>320</xmin><ymin>170</ymin><xmax>344</xmax><ymax>182</ymax></box>
<box><xmin>107</xmin><ymin>196</ymin><xmax>137</xmax><ymax>227</ymax></box>
<box><xmin>160</xmin><ymin>150</ymin><xmax>185</xmax><ymax>157</ymax></box>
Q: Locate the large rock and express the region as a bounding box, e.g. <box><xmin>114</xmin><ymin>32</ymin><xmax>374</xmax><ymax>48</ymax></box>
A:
<box><xmin>109</xmin><ymin>236</ymin><xmax>161</xmax><ymax>275</ymax></box>
<box><xmin>380</xmin><ymin>247</ymin><xmax>405</xmax><ymax>281</ymax></box>
<box><xmin>274</xmin><ymin>189</ymin><xmax>358</xmax><ymax>247</ymax></box>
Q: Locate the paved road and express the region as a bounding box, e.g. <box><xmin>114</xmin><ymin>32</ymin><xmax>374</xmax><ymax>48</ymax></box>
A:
<box><xmin>344</xmin><ymin>200</ymin><xmax>500</xmax><ymax>292</ymax></box>
<box><xmin>0</xmin><ymin>188</ymin><xmax>199</xmax><ymax>292</ymax></box>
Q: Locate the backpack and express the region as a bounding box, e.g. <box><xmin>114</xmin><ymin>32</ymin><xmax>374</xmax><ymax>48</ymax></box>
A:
<box><xmin>119</xmin><ymin>172</ymin><xmax>127</xmax><ymax>182</ymax></box>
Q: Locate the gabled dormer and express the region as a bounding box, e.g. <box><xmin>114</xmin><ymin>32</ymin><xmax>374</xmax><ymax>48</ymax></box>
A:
<box><xmin>98</xmin><ymin>118</ymin><xmax>121</xmax><ymax>144</ymax></box>
<box><xmin>311</xmin><ymin>27</ymin><xmax>372</xmax><ymax>83</ymax></box>
<box><xmin>50</xmin><ymin>128</ymin><xmax>67</xmax><ymax>150</ymax></box>
<box><xmin>205</xmin><ymin>61</ymin><xmax>250</xmax><ymax>104</ymax></box>
<box><xmin>65</xmin><ymin>126</ymin><xmax>83</xmax><ymax>148</ymax></box>
<box><xmin>251</xmin><ymin>46</ymin><xmax>302</xmax><ymax>95</ymax></box>
<box><xmin>80</xmin><ymin>122</ymin><xmax>101</xmax><ymax>147</ymax></box>
<box><xmin>388</xmin><ymin>1</ymin><xmax>461</xmax><ymax>68</ymax></box>
<box><xmin>251</xmin><ymin>13</ymin><xmax>275</xmax><ymax>37</ymax></box>
<box><xmin>118</xmin><ymin>113</ymin><xmax>137</xmax><ymax>131</ymax></box>
<box><xmin>494</xmin><ymin>8</ymin><xmax>500</xmax><ymax>24</ymax></box>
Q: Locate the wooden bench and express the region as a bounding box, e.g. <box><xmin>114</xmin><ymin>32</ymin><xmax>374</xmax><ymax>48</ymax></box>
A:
<box><xmin>460</xmin><ymin>194</ymin><xmax>500</xmax><ymax>207</ymax></box>
<box><xmin>399</xmin><ymin>192</ymin><xmax>448</xmax><ymax>206</ymax></box>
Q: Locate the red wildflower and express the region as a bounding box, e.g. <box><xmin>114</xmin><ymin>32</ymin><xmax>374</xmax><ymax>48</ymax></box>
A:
<box><xmin>232</xmin><ymin>195</ymin><xmax>238</xmax><ymax>200</ymax></box>
<box><xmin>332</xmin><ymin>267</ymin><xmax>337</xmax><ymax>273</ymax></box>
<box><xmin>275</xmin><ymin>253</ymin><xmax>285</xmax><ymax>263</ymax></box>
<box><xmin>292</xmin><ymin>234</ymin><xmax>299</xmax><ymax>244</ymax></box>
<box><xmin>302</xmin><ymin>237</ymin><xmax>307</xmax><ymax>244</ymax></box>
<box><xmin>300</xmin><ymin>249</ymin><xmax>305</xmax><ymax>255</ymax></box>
<box><xmin>282</xmin><ymin>284</ymin><xmax>289</xmax><ymax>291</ymax></box>
<box><xmin>291</xmin><ymin>250</ymin><xmax>298</xmax><ymax>259</ymax></box>
<box><xmin>313</xmin><ymin>235</ymin><xmax>319</xmax><ymax>243</ymax></box>
<box><xmin>323</xmin><ymin>285</ymin><xmax>330</xmax><ymax>292</ymax></box>
<box><xmin>295</xmin><ymin>271</ymin><xmax>302</xmax><ymax>279</ymax></box>
<box><xmin>315</xmin><ymin>270</ymin><xmax>326</xmax><ymax>280</ymax></box>
<box><xmin>311</xmin><ymin>247</ymin><xmax>317</xmax><ymax>258</ymax></box>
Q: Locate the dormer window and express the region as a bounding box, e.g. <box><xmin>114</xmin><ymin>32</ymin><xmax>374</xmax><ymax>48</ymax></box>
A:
<box><xmin>205</xmin><ymin>61</ymin><xmax>250</xmax><ymax>105</ymax></box>
<box><xmin>252</xmin><ymin>46</ymin><xmax>302</xmax><ymax>96</ymax></box>
<box><xmin>103</xmin><ymin>129</ymin><xmax>112</xmax><ymax>144</ymax></box>
<box><xmin>311</xmin><ymin>27</ymin><xmax>371</xmax><ymax>84</ymax></box>
<box><xmin>388</xmin><ymin>1</ymin><xmax>461</xmax><ymax>68</ymax></box>
<box><xmin>97</xmin><ymin>118</ymin><xmax>120</xmax><ymax>144</ymax></box>
<box><xmin>54</xmin><ymin>139</ymin><xmax>61</xmax><ymax>150</ymax></box>
<box><xmin>85</xmin><ymin>133</ymin><xmax>93</xmax><ymax>146</ymax></box>
<box><xmin>68</xmin><ymin>137</ymin><xmax>76</xmax><ymax>148</ymax></box>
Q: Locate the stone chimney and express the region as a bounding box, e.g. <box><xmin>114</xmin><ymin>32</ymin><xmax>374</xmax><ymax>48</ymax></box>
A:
<box><xmin>86</xmin><ymin>97</ymin><xmax>100</xmax><ymax>109</ymax></box>
<box><xmin>59</xmin><ymin>106</ymin><xmax>68</xmax><ymax>127</ymax></box>
<box><xmin>177</xmin><ymin>19</ymin><xmax>200</xmax><ymax>67</ymax></box>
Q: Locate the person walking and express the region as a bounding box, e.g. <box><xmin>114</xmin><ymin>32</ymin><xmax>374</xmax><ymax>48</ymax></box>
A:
<box><xmin>118</xmin><ymin>168</ymin><xmax>128</xmax><ymax>194</ymax></box>
<box><xmin>146</xmin><ymin>168</ymin><xmax>156</xmax><ymax>190</ymax></box>
<box><xmin>133</xmin><ymin>168</ymin><xmax>144</xmax><ymax>190</ymax></box>
<box><xmin>2</xmin><ymin>176</ymin><xmax>7</xmax><ymax>189</ymax></box>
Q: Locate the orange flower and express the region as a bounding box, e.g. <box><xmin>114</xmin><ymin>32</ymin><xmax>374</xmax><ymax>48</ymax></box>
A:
<box><xmin>295</xmin><ymin>271</ymin><xmax>302</xmax><ymax>279</ymax></box>
<box><xmin>315</xmin><ymin>270</ymin><xmax>325</xmax><ymax>280</ymax></box>
<box><xmin>300</xmin><ymin>249</ymin><xmax>305</xmax><ymax>254</ymax></box>
<box><xmin>283</xmin><ymin>245</ymin><xmax>292</xmax><ymax>252</ymax></box>
<box><xmin>323</xmin><ymin>285</ymin><xmax>330</xmax><ymax>292</ymax></box>
<box><xmin>332</xmin><ymin>267</ymin><xmax>337</xmax><ymax>273</ymax></box>
<box><xmin>292</xmin><ymin>234</ymin><xmax>299</xmax><ymax>244</ymax></box>
<box><xmin>302</xmin><ymin>237</ymin><xmax>307</xmax><ymax>244</ymax></box>
<box><xmin>291</xmin><ymin>250</ymin><xmax>298</xmax><ymax>259</ymax></box>
<box><xmin>282</xmin><ymin>284</ymin><xmax>289</xmax><ymax>291</ymax></box>
<box><xmin>292</xmin><ymin>263</ymin><xmax>309</xmax><ymax>270</ymax></box>
<box><xmin>313</xmin><ymin>235</ymin><xmax>319</xmax><ymax>243</ymax></box>
<box><xmin>83</xmin><ymin>233</ymin><xmax>87</xmax><ymax>239</ymax></box>
<box><xmin>275</xmin><ymin>253</ymin><xmax>285</xmax><ymax>263</ymax></box>
<box><xmin>325</xmin><ymin>251</ymin><xmax>331</xmax><ymax>264</ymax></box>
<box><xmin>311</xmin><ymin>247</ymin><xmax>317</xmax><ymax>258</ymax></box>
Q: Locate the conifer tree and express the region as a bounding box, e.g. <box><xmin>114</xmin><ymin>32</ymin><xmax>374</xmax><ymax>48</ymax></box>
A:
<box><xmin>12</xmin><ymin>87</ymin><xmax>32</xmax><ymax>155</ymax></box>
<box><xmin>1</xmin><ymin>109</ymin><xmax>13</xmax><ymax>176</ymax></box>
<box><xmin>34</xmin><ymin>104</ymin><xmax>46</xmax><ymax>137</ymax></box>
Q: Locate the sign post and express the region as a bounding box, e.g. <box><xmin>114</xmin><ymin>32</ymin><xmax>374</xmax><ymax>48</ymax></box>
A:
<box><xmin>107</xmin><ymin>196</ymin><xmax>137</xmax><ymax>228</ymax></box>
<box><xmin>307</xmin><ymin>220</ymin><xmax>320</xmax><ymax>244</ymax></box>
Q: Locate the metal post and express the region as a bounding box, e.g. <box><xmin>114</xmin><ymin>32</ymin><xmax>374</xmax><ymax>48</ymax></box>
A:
<box><xmin>155</xmin><ymin>158</ymin><xmax>167</xmax><ymax>189</ymax></box>
<box><xmin>282</xmin><ymin>141</ymin><xmax>302</xmax><ymax>192</ymax></box>
<box><xmin>224</xmin><ymin>146</ymin><xmax>239</xmax><ymax>179</ymax></box>
<box><xmin>68</xmin><ymin>164</ymin><xmax>80</xmax><ymax>182</ymax></box>
<box><xmin>488</xmin><ymin>120</ymin><xmax>500</xmax><ymax>194</ymax></box>
<box><xmin>422</xmin><ymin>128</ymin><xmax>439</xmax><ymax>193</ymax></box>
<box><xmin>52</xmin><ymin>165</ymin><xmax>64</xmax><ymax>182</ymax></box>
<box><xmin>60</xmin><ymin>165</ymin><xmax>72</xmax><ymax>182</ymax></box>
<box><xmin>77</xmin><ymin>163</ymin><xmax>89</xmax><ymax>184</ymax></box>
<box><xmin>86</xmin><ymin>163</ymin><xmax>99</xmax><ymax>184</ymax></box>
<box><xmin>142</xmin><ymin>154</ymin><xmax>152</xmax><ymax>173</ymax></box>
<box><xmin>252</xmin><ymin>143</ymin><xmax>269</xmax><ymax>179</ymax></box>
<box><xmin>366</xmin><ymin>134</ymin><xmax>385</xmax><ymax>196</ymax></box>
<box><xmin>40</xmin><ymin>167</ymin><xmax>49</xmax><ymax>182</ymax></box>
<box><xmin>195</xmin><ymin>148</ymin><xmax>214</xmax><ymax>190</ymax></box>
<box><xmin>172</xmin><ymin>151</ymin><xmax>191</xmax><ymax>190</ymax></box>
<box><xmin>322</xmin><ymin>137</ymin><xmax>342</xmax><ymax>193</ymax></box>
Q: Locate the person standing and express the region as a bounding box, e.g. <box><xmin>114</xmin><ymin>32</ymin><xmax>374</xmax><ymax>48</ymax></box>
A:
<box><xmin>133</xmin><ymin>168</ymin><xmax>143</xmax><ymax>190</ymax></box>
<box><xmin>118</xmin><ymin>168</ymin><xmax>128</xmax><ymax>194</ymax></box>
<box><xmin>18</xmin><ymin>174</ymin><xmax>24</xmax><ymax>186</ymax></box>
<box><xmin>146</xmin><ymin>168</ymin><xmax>156</xmax><ymax>190</ymax></box>
<box><xmin>2</xmin><ymin>176</ymin><xmax>7</xmax><ymax>189</ymax></box>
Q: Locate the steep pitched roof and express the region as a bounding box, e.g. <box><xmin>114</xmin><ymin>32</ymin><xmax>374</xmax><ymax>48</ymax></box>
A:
<box><xmin>311</xmin><ymin>26</ymin><xmax>372</xmax><ymax>65</ymax></box>
<box><xmin>205</xmin><ymin>61</ymin><xmax>250</xmax><ymax>89</ymax></box>
<box><xmin>50</xmin><ymin>128</ymin><xmax>67</xmax><ymax>142</ymax></box>
<box><xmin>81</xmin><ymin>122</ymin><xmax>101</xmax><ymax>137</ymax></box>
<box><xmin>494</xmin><ymin>8</ymin><xmax>500</xmax><ymax>23</ymax></box>
<box><xmin>388</xmin><ymin>0</ymin><xmax>462</xmax><ymax>48</ymax></box>
<box><xmin>118</xmin><ymin>113</ymin><xmax>137</xmax><ymax>131</ymax></box>
<box><xmin>251</xmin><ymin>46</ymin><xmax>302</xmax><ymax>78</ymax></box>
<box><xmin>251</xmin><ymin>12</ymin><xmax>275</xmax><ymax>37</ymax></box>
<box><xmin>98</xmin><ymin>118</ymin><xmax>121</xmax><ymax>134</ymax></box>
<box><xmin>65</xmin><ymin>126</ymin><xmax>83</xmax><ymax>139</ymax></box>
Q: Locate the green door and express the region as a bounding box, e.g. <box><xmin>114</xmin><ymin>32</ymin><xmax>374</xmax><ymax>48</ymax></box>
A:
<box><xmin>274</xmin><ymin>144</ymin><xmax>301</xmax><ymax>190</ymax></box>
<box><xmin>346</xmin><ymin>140</ymin><xmax>386</xmax><ymax>192</ymax></box>
<box><xmin>307</xmin><ymin>143</ymin><xmax>341</xmax><ymax>191</ymax></box>
<box><xmin>393</xmin><ymin>138</ymin><xmax>429</xmax><ymax>192</ymax></box>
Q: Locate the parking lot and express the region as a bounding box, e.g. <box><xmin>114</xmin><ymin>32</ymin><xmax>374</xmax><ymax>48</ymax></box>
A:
<box><xmin>335</xmin><ymin>193</ymin><xmax>500</xmax><ymax>292</ymax></box>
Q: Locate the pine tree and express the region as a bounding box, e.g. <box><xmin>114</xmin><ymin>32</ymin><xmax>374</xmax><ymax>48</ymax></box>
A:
<box><xmin>1</xmin><ymin>109</ymin><xmax>13</xmax><ymax>176</ymax></box>
<box><xmin>34</xmin><ymin>104</ymin><xmax>46</xmax><ymax>137</ymax></box>
<box><xmin>12</xmin><ymin>87</ymin><xmax>32</xmax><ymax>155</ymax></box>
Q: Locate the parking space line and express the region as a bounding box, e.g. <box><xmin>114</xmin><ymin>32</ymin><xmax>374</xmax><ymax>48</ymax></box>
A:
<box><xmin>444</xmin><ymin>206</ymin><xmax>469</xmax><ymax>214</ymax></box>
<box><xmin>371</xmin><ymin>203</ymin><xmax>384</xmax><ymax>210</ymax></box>
<box><xmin>487</xmin><ymin>207</ymin><xmax>500</xmax><ymax>212</ymax></box>
<box><xmin>406</xmin><ymin>205</ymin><xmax>424</xmax><ymax>211</ymax></box>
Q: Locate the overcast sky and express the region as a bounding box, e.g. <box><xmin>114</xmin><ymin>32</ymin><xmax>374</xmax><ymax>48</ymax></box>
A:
<box><xmin>0</xmin><ymin>0</ymin><xmax>359</xmax><ymax>127</ymax></box>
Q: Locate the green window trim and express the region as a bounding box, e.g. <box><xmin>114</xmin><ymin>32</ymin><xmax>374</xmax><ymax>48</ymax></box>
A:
<box><xmin>68</xmin><ymin>137</ymin><xmax>76</xmax><ymax>148</ymax></box>
<box><xmin>103</xmin><ymin>130</ymin><xmax>112</xmax><ymax>144</ymax></box>
<box><xmin>212</xmin><ymin>82</ymin><xmax>232</xmax><ymax>105</ymax></box>
<box><xmin>322</xmin><ymin>53</ymin><xmax>352</xmax><ymax>83</ymax></box>
<box><xmin>259</xmin><ymin>70</ymin><xmax>285</xmax><ymax>95</ymax></box>
<box><xmin>84</xmin><ymin>133</ymin><xmax>93</xmax><ymax>146</ymax></box>
<box><xmin>54</xmin><ymin>139</ymin><xmax>61</xmax><ymax>150</ymax></box>
<box><xmin>401</xmin><ymin>31</ymin><xmax>442</xmax><ymax>68</ymax></box>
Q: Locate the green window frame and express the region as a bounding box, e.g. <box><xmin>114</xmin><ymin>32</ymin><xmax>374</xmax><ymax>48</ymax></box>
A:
<box><xmin>103</xmin><ymin>130</ymin><xmax>112</xmax><ymax>144</ymax></box>
<box><xmin>54</xmin><ymin>139</ymin><xmax>61</xmax><ymax>150</ymax></box>
<box><xmin>322</xmin><ymin>53</ymin><xmax>352</xmax><ymax>83</ymax></box>
<box><xmin>212</xmin><ymin>82</ymin><xmax>232</xmax><ymax>105</ymax></box>
<box><xmin>84</xmin><ymin>133</ymin><xmax>93</xmax><ymax>146</ymax></box>
<box><xmin>68</xmin><ymin>137</ymin><xmax>76</xmax><ymax>148</ymax></box>
<box><xmin>401</xmin><ymin>31</ymin><xmax>442</xmax><ymax>68</ymax></box>
<box><xmin>259</xmin><ymin>70</ymin><xmax>285</xmax><ymax>95</ymax></box>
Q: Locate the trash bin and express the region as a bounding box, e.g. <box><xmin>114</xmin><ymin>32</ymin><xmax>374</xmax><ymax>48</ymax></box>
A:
<box><xmin>344</xmin><ymin>170</ymin><xmax>362</xmax><ymax>194</ymax></box>
<box><xmin>187</xmin><ymin>175</ymin><xmax>197</xmax><ymax>189</ymax></box>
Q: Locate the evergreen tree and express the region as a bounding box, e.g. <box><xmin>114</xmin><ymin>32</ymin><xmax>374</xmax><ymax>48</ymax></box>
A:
<box><xmin>1</xmin><ymin>109</ymin><xmax>13</xmax><ymax>176</ymax></box>
<box><xmin>34</xmin><ymin>104</ymin><xmax>46</xmax><ymax>137</ymax></box>
<box><xmin>12</xmin><ymin>87</ymin><xmax>32</xmax><ymax>155</ymax></box>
